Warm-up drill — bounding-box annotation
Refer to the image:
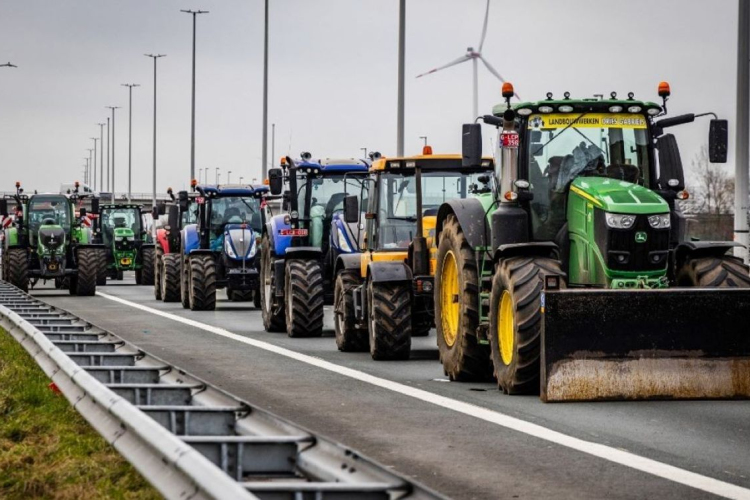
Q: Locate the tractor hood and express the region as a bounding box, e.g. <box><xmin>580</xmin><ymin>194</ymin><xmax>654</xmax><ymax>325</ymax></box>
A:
<box><xmin>38</xmin><ymin>225</ymin><xmax>65</xmax><ymax>250</ymax></box>
<box><xmin>570</xmin><ymin>177</ymin><xmax>668</xmax><ymax>215</ymax></box>
<box><xmin>224</xmin><ymin>224</ymin><xmax>257</xmax><ymax>260</ymax></box>
<box><xmin>114</xmin><ymin>227</ymin><xmax>135</xmax><ymax>239</ymax></box>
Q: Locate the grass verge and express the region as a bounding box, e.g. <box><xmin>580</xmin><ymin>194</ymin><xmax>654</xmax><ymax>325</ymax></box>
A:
<box><xmin>0</xmin><ymin>328</ymin><xmax>160</xmax><ymax>499</ymax></box>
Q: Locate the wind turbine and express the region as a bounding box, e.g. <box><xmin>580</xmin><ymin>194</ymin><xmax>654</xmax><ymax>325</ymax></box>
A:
<box><xmin>416</xmin><ymin>0</ymin><xmax>518</xmax><ymax>120</ymax></box>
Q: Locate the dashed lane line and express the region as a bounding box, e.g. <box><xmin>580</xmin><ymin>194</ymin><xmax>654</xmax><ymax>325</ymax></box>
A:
<box><xmin>96</xmin><ymin>291</ymin><xmax>750</xmax><ymax>500</ymax></box>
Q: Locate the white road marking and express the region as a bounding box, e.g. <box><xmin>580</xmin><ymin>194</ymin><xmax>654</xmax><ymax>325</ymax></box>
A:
<box><xmin>97</xmin><ymin>291</ymin><xmax>750</xmax><ymax>500</ymax></box>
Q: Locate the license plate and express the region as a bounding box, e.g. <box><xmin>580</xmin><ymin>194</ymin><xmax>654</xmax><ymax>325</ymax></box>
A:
<box><xmin>279</xmin><ymin>228</ymin><xmax>308</xmax><ymax>237</ymax></box>
<box><xmin>501</xmin><ymin>132</ymin><xmax>519</xmax><ymax>148</ymax></box>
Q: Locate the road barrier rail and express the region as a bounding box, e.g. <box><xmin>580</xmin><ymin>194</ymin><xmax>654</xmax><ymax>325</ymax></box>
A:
<box><xmin>0</xmin><ymin>280</ymin><xmax>442</xmax><ymax>500</ymax></box>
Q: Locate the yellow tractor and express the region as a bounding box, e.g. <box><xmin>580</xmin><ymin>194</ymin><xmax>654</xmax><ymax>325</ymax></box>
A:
<box><xmin>333</xmin><ymin>151</ymin><xmax>494</xmax><ymax>360</ymax></box>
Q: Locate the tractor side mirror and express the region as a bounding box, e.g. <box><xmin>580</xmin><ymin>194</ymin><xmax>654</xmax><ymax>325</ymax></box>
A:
<box><xmin>178</xmin><ymin>190</ymin><xmax>189</xmax><ymax>212</ymax></box>
<box><xmin>0</xmin><ymin>200</ymin><xmax>7</xmax><ymax>217</ymax></box>
<box><xmin>657</xmin><ymin>134</ymin><xmax>685</xmax><ymax>192</ymax></box>
<box><xmin>158</xmin><ymin>202</ymin><xmax>167</xmax><ymax>216</ymax></box>
<box><xmin>344</xmin><ymin>195</ymin><xmax>359</xmax><ymax>224</ymax></box>
<box><xmin>79</xmin><ymin>207</ymin><xmax>87</xmax><ymax>218</ymax></box>
<box><xmin>462</xmin><ymin>123</ymin><xmax>482</xmax><ymax>167</ymax></box>
<box><xmin>709</xmin><ymin>119</ymin><xmax>728</xmax><ymax>163</ymax></box>
<box><xmin>268</xmin><ymin>168</ymin><xmax>283</xmax><ymax>195</ymax></box>
<box><xmin>91</xmin><ymin>197</ymin><xmax>99</xmax><ymax>215</ymax></box>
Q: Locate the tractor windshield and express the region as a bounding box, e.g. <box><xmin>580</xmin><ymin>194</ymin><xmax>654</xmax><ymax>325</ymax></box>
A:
<box><xmin>375</xmin><ymin>170</ymin><xmax>488</xmax><ymax>249</ymax></box>
<box><xmin>208</xmin><ymin>196</ymin><xmax>262</xmax><ymax>238</ymax></box>
<box><xmin>297</xmin><ymin>174</ymin><xmax>368</xmax><ymax>220</ymax></box>
<box><xmin>525</xmin><ymin>112</ymin><xmax>651</xmax><ymax>240</ymax></box>
<box><xmin>28</xmin><ymin>195</ymin><xmax>71</xmax><ymax>243</ymax></box>
<box><xmin>101</xmin><ymin>207</ymin><xmax>141</xmax><ymax>245</ymax></box>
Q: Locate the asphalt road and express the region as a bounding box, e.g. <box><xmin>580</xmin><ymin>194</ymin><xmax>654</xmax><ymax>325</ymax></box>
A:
<box><xmin>30</xmin><ymin>276</ymin><xmax>750</xmax><ymax>500</ymax></box>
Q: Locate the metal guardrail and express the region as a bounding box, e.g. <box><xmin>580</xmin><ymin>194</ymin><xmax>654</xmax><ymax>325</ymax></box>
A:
<box><xmin>0</xmin><ymin>281</ymin><xmax>443</xmax><ymax>500</ymax></box>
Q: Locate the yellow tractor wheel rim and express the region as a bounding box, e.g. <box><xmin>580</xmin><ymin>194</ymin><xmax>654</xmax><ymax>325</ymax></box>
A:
<box><xmin>499</xmin><ymin>290</ymin><xmax>514</xmax><ymax>366</ymax></box>
<box><xmin>440</xmin><ymin>251</ymin><xmax>460</xmax><ymax>347</ymax></box>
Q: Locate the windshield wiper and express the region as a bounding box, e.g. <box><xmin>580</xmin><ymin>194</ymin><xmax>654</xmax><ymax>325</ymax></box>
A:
<box><xmin>532</xmin><ymin>113</ymin><xmax>590</xmax><ymax>156</ymax></box>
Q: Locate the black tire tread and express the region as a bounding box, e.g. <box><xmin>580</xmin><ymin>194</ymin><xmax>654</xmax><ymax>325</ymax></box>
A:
<box><xmin>6</xmin><ymin>248</ymin><xmax>29</xmax><ymax>292</ymax></box>
<box><xmin>153</xmin><ymin>247</ymin><xmax>163</xmax><ymax>300</ymax></box>
<box><xmin>75</xmin><ymin>248</ymin><xmax>99</xmax><ymax>296</ymax></box>
<box><xmin>369</xmin><ymin>281</ymin><xmax>411</xmax><ymax>360</ymax></box>
<box><xmin>285</xmin><ymin>259</ymin><xmax>325</xmax><ymax>337</ymax></box>
<box><xmin>162</xmin><ymin>253</ymin><xmax>181</xmax><ymax>302</ymax></box>
<box><xmin>141</xmin><ymin>246</ymin><xmax>155</xmax><ymax>286</ymax></box>
<box><xmin>677</xmin><ymin>255</ymin><xmax>750</xmax><ymax>288</ymax></box>
<box><xmin>334</xmin><ymin>270</ymin><xmax>368</xmax><ymax>351</ymax></box>
<box><xmin>189</xmin><ymin>254</ymin><xmax>217</xmax><ymax>311</ymax></box>
<box><xmin>260</xmin><ymin>234</ymin><xmax>285</xmax><ymax>331</ymax></box>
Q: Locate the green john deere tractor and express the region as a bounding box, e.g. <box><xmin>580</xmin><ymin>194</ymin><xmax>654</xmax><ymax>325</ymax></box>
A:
<box><xmin>99</xmin><ymin>204</ymin><xmax>155</xmax><ymax>284</ymax></box>
<box><xmin>1</xmin><ymin>182</ymin><xmax>104</xmax><ymax>295</ymax></box>
<box><xmin>434</xmin><ymin>82</ymin><xmax>750</xmax><ymax>402</ymax></box>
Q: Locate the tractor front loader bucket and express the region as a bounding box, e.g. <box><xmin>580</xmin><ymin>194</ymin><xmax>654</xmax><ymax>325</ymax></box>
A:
<box><xmin>541</xmin><ymin>288</ymin><xmax>750</xmax><ymax>402</ymax></box>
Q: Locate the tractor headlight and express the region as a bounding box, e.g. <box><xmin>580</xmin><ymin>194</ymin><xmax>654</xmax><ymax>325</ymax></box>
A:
<box><xmin>647</xmin><ymin>214</ymin><xmax>671</xmax><ymax>229</ymax></box>
<box><xmin>115</xmin><ymin>236</ymin><xmax>123</xmax><ymax>242</ymax></box>
<box><xmin>224</xmin><ymin>237</ymin><xmax>237</xmax><ymax>258</ymax></box>
<box><xmin>605</xmin><ymin>213</ymin><xmax>636</xmax><ymax>229</ymax></box>
<box><xmin>247</xmin><ymin>234</ymin><xmax>257</xmax><ymax>258</ymax></box>
<box><xmin>337</xmin><ymin>227</ymin><xmax>352</xmax><ymax>253</ymax></box>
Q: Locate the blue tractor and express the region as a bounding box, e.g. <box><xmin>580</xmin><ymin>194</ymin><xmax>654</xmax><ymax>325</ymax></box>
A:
<box><xmin>261</xmin><ymin>155</ymin><xmax>369</xmax><ymax>337</ymax></box>
<box><xmin>180</xmin><ymin>183</ymin><xmax>268</xmax><ymax>311</ymax></box>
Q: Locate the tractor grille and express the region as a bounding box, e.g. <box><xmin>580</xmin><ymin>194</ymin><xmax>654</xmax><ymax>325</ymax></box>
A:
<box><xmin>594</xmin><ymin>210</ymin><xmax>669</xmax><ymax>272</ymax></box>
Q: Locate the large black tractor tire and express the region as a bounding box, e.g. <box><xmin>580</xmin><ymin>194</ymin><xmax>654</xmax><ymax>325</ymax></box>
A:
<box><xmin>435</xmin><ymin>214</ymin><xmax>492</xmax><ymax>381</ymax></box>
<box><xmin>228</xmin><ymin>288</ymin><xmax>253</xmax><ymax>302</ymax></box>
<box><xmin>368</xmin><ymin>280</ymin><xmax>412</xmax><ymax>360</ymax></box>
<box><xmin>74</xmin><ymin>248</ymin><xmax>100</xmax><ymax>296</ymax></box>
<box><xmin>161</xmin><ymin>253</ymin><xmax>182</xmax><ymax>303</ymax></box>
<box><xmin>676</xmin><ymin>254</ymin><xmax>750</xmax><ymax>288</ymax></box>
<box><xmin>140</xmin><ymin>247</ymin><xmax>155</xmax><ymax>286</ymax></box>
<box><xmin>489</xmin><ymin>256</ymin><xmax>565</xmax><ymax>394</ymax></box>
<box><xmin>96</xmin><ymin>250</ymin><xmax>107</xmax><ymax>286</ymax></box>
<box><xmin>180</xmin><ymin>243</ymin><xmax>190</xmax><ymax>309</ymax></box>
<box><xmin>188</xmin><ymin>254</ymin><xmax>217</xmax><ymax>311</ymax></box>
<box><xmin>6</xmin><ymin>248</ymin><xmax>29</xmax><ymax>292</ymax></box>
<box><xmin>284</xmin><ymin>259</ymin><xmax>325</xmax><ymax>338</ymax></box>
<box><xmin>116</xmin><ymin>270</ymin><xmax>124</xmax><ymax>281</ymax></box>
<box><xmin>153</xmin><ymin>247</ymin><xmax>163</xmax><ymax>300</ymax></box>
<box><xmin>260</xmin><ymin>234</ymin><xmax>285</xmax><ymax>332</ymax></box>
<box><xmin>334</xmin><ymin>270</ymin><xmax>368</xmax><ymax>352</ymax></box>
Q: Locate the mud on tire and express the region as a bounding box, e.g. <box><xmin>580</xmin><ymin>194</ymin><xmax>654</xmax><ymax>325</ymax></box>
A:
<box><xmin>188</xmin><ymin>254</ymin><xmax>217</xmax><ymax>311</ymax></box>
<box><xmin>285</xmin><ymin>259</ymin><xmax>325</xmax><ymax>338</ymax></box>
<box><xmin>368</xmin><ymin>280</ymin><xmax>411</xmax><ymax>360</ymax></box>
<box><xmin>334</xmin><ymin>270</ymin><xmax>368</xmax><ymax>351</ymax></box>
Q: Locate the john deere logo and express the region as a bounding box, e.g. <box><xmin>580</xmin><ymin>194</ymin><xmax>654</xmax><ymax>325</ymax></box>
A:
<box><xmin>635</xmin><ymin>231</ymin><xmax>648</xmax><ymax>243</ymax></box>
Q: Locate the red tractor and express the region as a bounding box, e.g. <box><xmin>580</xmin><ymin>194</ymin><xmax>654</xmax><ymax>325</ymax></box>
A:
<box><xmin>153</xmin><ymin>188</ymin><xmax>196</xmax><ymax>302</ymax></box>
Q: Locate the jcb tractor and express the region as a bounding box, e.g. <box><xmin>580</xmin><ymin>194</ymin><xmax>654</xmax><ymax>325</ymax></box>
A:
<box><xmin>153</xmin><ymin>188</ymin><xmax>197</xmax><ymax>303</ymax></box>
<box><xmin>99</xmin><ymin>204</ymin><xmax>155</xmax><ymax>285</ymax></box>
<box><xmin>1</xmin><ymin>182</ymin><xmax>104</xmax><ymax>295</ymax></box>
<box><xmin>435</xmin><ymin>82</ymin><xmax>750</xmax><ymax>401</ymax></box>
<box><xmin>180</xmin><ymin>183</ymin><xmax>268</xmax><ymax>311</ymax></box>
<box><xmin>334</xmin><ymin>152</ymin><xmax>495</xmax><ymax>360</ymax></box>
<box><xmin>263</xmin><ymin>155</ymin><xmax>370</xmax><ymax>337</ymax></box>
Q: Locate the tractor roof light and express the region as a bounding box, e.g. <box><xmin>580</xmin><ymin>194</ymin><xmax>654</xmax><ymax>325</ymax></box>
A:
<box><xmin>628</xmin><ymin>105</ymin><xmax>642</xmax><ymax>113</ymax></box>
<box><xmin>647</xmin><ymin>107</ymin><xmax>661</xmax><ymax>116</ymax></box>
<box><xmin>422</xmin><ymin>145</ymin><xmax>433</xmax><ymax>155</ymax></box>
<box><xmin>558</xmin><ymin>105</ymin><xmax>574</xmax><ymax>113</ymax></box>
<box><xmin>406</xmin><ymin>160</ymin><xmax>416</xmax><ymax>168</ymax></box>
<box><xmin>539</xmin><ymin>105</ymin><xmax>554</xmax><ymax>113</ymax></box>
<box><xmin>75</xmin><ymin>181</ymin><xmax>80</xmax><ymax>188</ymax></box>
<box><xmin>501</xmin><ymin>82</ymin><xmax>515</xmax><ymax>99</ymax></box>
<box><xmin>15</xmin><ymin>181</ymin><xmax>20</xmax><ymax>188</ymax></box>
<box><xmin>658</xmin><ymin>81</ymin><xmax>671</xmax><ymax>98</ymax></box>
<box><xmin>609</xmin><ymin>105</ymin><xmax>623</xmax><ymax>113</ymax></box>
<box><xmin>503</xmin><ymin>191</ymin><xmax>518</xmax><ymax>201</ymax></box>
<box><xmin>167</xmin><ymin>187</ymin><xmax>173</xmax><ymax>194</ymax></box>
<box><xmin>517</xmin><ymin>108</ymin><xmax>532</xmax><ymax>116</ymax></box>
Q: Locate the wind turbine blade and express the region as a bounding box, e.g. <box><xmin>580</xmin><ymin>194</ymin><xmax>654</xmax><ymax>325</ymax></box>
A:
<box><xmin>479</xmin><ymin>56</ymin><xmax>521</xmax><ymax>100</ymax></box>
<box><xmin>416</xmin><ymin>54</ymin><xmax>471</xmax><ymax>78</ymax></box>
<box><xmin>478</xmin><ymin>0</ymin><xmax>491</xmax><ymax>53</ymax></box>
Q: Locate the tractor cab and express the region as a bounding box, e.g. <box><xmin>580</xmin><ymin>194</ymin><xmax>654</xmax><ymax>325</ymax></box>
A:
<box><xmin>99</xmin><ymin>204</ymin><xmax>155</xmax><ymax>283</ymax></box>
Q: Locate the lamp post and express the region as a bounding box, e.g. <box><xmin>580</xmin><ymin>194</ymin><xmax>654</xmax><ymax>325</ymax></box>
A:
<box><xmin>83</xmin><ymin>158</ymin><xmax>90</xmax><ymax>185</ymax></box>
<box><xmin>106</xmin><ymin>118</ymin><xmax>110</xmax><ymax>192</ymax></box>
<box><xmin>106</xmin><ymin>106</ymin><xmax>121</xmax><ymax>203</ymax></box>
<box><xmin>396</xmin><ymin>0</ymin><xmax>405</xmax><ymax>156</ymax></box>
<box><xmin>90</xmin><ymin>138</ymin><xmax>99</xmax><ymax>192</ymax></box>
<box><xmin>360</xmin><ymin>147</ymin><xmax>367</xmax><ymax>159</ymax></box>
<box><xmin>261</xmin><ymin>0</ymin><xmax>270</xmax><ymax>181</ymax></box>
<box><xmin>121</xmin><ymin>84</ymin><xmax>140</xmax><ymax>201</ymax></box>
<box><xmin>215</xmin><ymin>167</ymin><xmax>219</xmax><ymax>184</ymax></box>
<box><xmin>419</xmin><ymin>136</ymin><xmax>427</xmax><ymax>148</ymax></box>
<box><xmin>227</xmin><ymin>170</ymin><xmax>232</xmax><ymax>184</ymax></box>
<box><xmin>271</xmin><ymin>122</ymin><xmax>275</xmax><ymax>175</ymax></box>
<box><xmin>239</xmin><ymin>176</ymin><xmax>244</xmax><ymax>185</ymax></box>
<box><xmin>87</xmin><ymin>149</ymin><xmax>94</xmax><ymax>186</ymax></box>
<box><xmin>98</xmin><ymin>123</ymin><xmax>105</xmax><ymax>192</ymax></box>
<box><xmin>145</xmin><ymin>54</ymin><xmax>166</xmax><ymax>207</ymax></box>
<box><xmin>181</xmin><ymin>9</ymin><xmax>209</xmax><ymax>183</ymax></box>
<box><xmin>199</xmin><ymin>168</ymin><xmax>203</xmax><ymax>183</ymax></box>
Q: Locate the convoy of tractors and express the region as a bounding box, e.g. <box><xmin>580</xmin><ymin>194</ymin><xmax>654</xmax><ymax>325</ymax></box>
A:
<box><xmin>3</xmin><ymin>82</ymin><xmax>750</xmax><ymax>402</ymax></box>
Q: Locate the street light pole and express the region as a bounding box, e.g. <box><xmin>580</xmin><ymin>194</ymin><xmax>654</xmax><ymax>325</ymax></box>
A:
<box><xmin>261</xmin><ymin>0</ymin><xmax>270</xmax><ymax>182</ymax></box>
<box><xmin>360</xmin><ymin>147</ymin><xmax>367</xmax><ymax>159</ymax></box>
<box><xmin>145</xmin><ymin>54</ymin><xmax>166</xmax><ymax>206</ymax></box>
<box><xmin>419</xmin><ymin>136</ymin><xmax>427</xmax><ymax>148</ymax></box>
<box><xmin>87</xmin><ymin>149</ymin><xmax>94</xmax><ymax>186</ymax></box>
<box><xmin>90</xmin><ymin>138</ymin><xmax>99</xmax><ymax>192</ymax></box>
<box><xmin>181</xmin><ymin>9</ymin><xmax>209</xmax><ymax>184</ymax></box>
<box><xmin>736</xmin><ymin>0</ymin><xmax>750</xmax><ymax>263</ymax></box>
<box><xmin>271</xmin><ymin>122</ymin><xmax>275</xmax><ymax>175</ymax></box>
<box><xmin>227</xmin><ymin>170</ymin><xmax>232</xmax><ymax>184</ymax></box>
<box><xmin>396</xmin><ymin>0</ymin><xmax>406</xmax><ymax>156</ymax></box>
<box><xmin>106</xmin><ymin>106</ymin><xmax>121</xmax><ymax>203</ymax></box>
<box><xmin>97</xmin><ymin>123</ymin><xmax>105</xmax><ymax>192</ymax></box>
<box><xmin>199</xmin><ymin>168</ymin><xmax>203</xmax><ymax>183</ymax></box>
<box><xmin>121</xmin><ymin>83</ymin><xmax>140</xmax><ymax>202</ymax></box>
<box><xmin>215</xmin><ymin>167</ymin><xmax>219</xmax><ymax>184</ymax></box>
<box><xmin>239</xmin><ymin>176</ymin><xmax>244</xmax><ymax>185</ymax></box>
<box><xmin>83</xmin><ymin>158</ymin><xmax>89</xmax><ymax>185</ymax></box>
<box><xmin>106</xmin><ymin>117</ymin><xmax>110</xmax><ymax>192</ymax></box>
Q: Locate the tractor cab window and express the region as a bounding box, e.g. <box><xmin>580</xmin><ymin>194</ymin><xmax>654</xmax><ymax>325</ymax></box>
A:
<box><xmin>28</xmin><ymin>196</ymin><xmax>71</xmax><ymax>244</ymax></box>
<box><xmin>525</xmin><ymin>112</ymin><xmax>651</xmax><ymax>240</ymax></box>
<box><xmin>183</xmin><ymin>203</ymin><xmax>198</xmax><ymax>227</ymax></box>
<box><xmin>374</xmin><ymin>170</ymin><xmax>488</xmax><ymax>249</ymax></box>
<box><xmin>296</xmin><ymin>174</ymin><xmax>366</xmax><ymax>221</ymax></box>
<box><xmin>208</xmin><ymin>196</ymin><xmax>262</xmax><ymax>238</ymax></box>
<box><xmin>100</xmin><ymin>208</ymin><xmax>141</xmax><ymax>245</ymax></box>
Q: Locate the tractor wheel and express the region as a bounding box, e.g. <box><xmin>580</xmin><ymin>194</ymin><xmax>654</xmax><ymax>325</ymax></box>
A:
<box><xmin>368</xmin><ymin>280</ymin><xmax>411</xmax><ymax>360</ymax></box>
<box><xmin>676</xmin><ymin>254</ymin><xmax>750</xmax><ymax>288</ymax></box>
<box><xmin>54</xmin><ymin>277</ymin><xmax>63</xmax><ymax>289</ymax></box>
<box><xmin>228</xmin><ymin>289</ymin><xmax>253</xmax><ymax>302</ymax></box>
<box><xmin>489</xmin><ymin>256</ymin><xmax>565</xmax><ymax>394</ymax></box>
<box><xmin>141</xmin><ymin>247</ymin><xmax>155</xmax><ymax>286</ymax></box>
<box><xmin>153</xmin><ymin>247</ymin><xmax>163</xmax><ymax>300</ymax></box>
<box><xmin>334</xmin><ymin>270</ymin><xmax>368</xmax><ymax>352</ymax></box>
<box><xmin>96</xmin><ymin>251</ymin><xmax>107</xmax><ymax>286</ymax></box>
<box><xmin>116</xmin><ymin>270</ymin><xmax>124</xmax><ymax>281</ymax></box>
<box><xmin>188</xmin><ymin>254</ymin><xmax>217</xmax><ymax>311</ymax></box>
<box><xmin>435</xmin><ymin>214</ymin><xmax>492</xmax><ymax>381</ymax></box>
<box><xmin>6</xmin><ymin>248</ymin><xmax>29</xmax><ymax>292</ymax></box>
<box><xmin>161</xmin><ymin>253</ymin><xmax>182</xmax><ymax>303</ymax></box>
<box><xmin>253</xmin><ymin>289</ymin><xmax>261</xmax><ymax>308</ymax></box>
<box><xmin>180</xmin><ymin>247</ymin><xmax>190</xmax><ymax>309</ymax></box>
<box><xmin>74</xmin><ymin>248</ymin><xmax>99</xmax><ymax>296</ymax></box>
<box><xmin>260</xmin><ymin>234</ymin><xmax>285</xmax><ymax>332</ymax></box>
<box><xmin>284</xmin><ymin>259</ymin><xmax>325</xmax><ymax>338</ymax></box>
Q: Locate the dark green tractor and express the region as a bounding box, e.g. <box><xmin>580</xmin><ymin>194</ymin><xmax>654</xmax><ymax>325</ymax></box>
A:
<box><xmin>99</xmin><ymin>204</ymin><xmax>155</xmax><ymax>284</ymax></box>
<box><xmin>1</xmin><ymin>182</ymin><xmax>104</xmax><ymax>295</ymax></box>
<box><xmin>434</xmin><ymin>82</ymin><xmax>750</xmax><ymax>401</ymax></box>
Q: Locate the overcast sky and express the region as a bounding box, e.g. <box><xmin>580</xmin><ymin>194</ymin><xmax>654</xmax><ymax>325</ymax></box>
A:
<box><xmin>0</xmin><ymin>0</ymin><xmax>741</xmax><ymax>194</ymax></box>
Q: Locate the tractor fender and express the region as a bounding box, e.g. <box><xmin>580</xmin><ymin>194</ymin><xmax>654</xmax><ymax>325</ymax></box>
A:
<box><xmin>334</xmin><ymin>252</ymin><xmax>362</xmax><ymax>275</ymax></box>
<box><xmin>269</xmin><ymin>214</ymin><xmax>291</xmax><ymax>256</ymax></box>
<box><xmin>284</xmin><ymin>247</ymin><xmax>323</xmax><ymax>260</ymax></box>
<box><xmin>493</xmin><ymin>242</ymin><xmax>560</xmax><ymax>262</ymax></box>
<box><xmin>156</xmin><ymin>228</ymin><xmax>170</xmax><ymax>253</ymax></box>
<box><xmin>436</xmin><ymin>198</ymin><xmax>489</xmax><ymax>249</ymax></box>
<box><xmin>367</xmin><ymin>260</ymin><xmax>413</xmax><ymax>284</ymax></box>
<box><xmin>674</xmin><ymin>241</ymin><xmax>743</xmax><ymax>270</ymax></box>
<box><xmin>4</xmin><ymin>227</ymin><xmax>18</xmax><ymax>247</ymax></box>
<box><xmin>181</xmin><ymin>224</ymin><xmax>200</xmax><ymax>255</ymax></box>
